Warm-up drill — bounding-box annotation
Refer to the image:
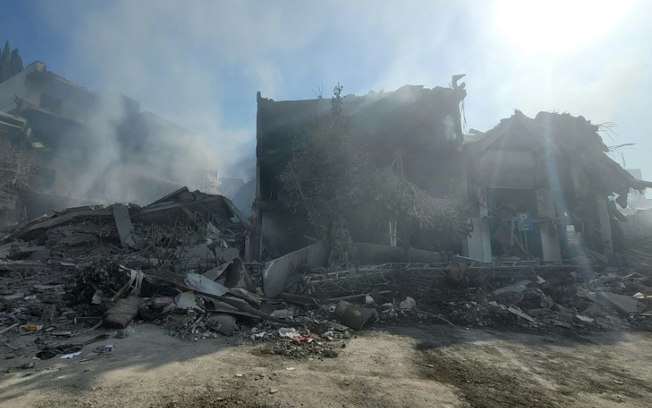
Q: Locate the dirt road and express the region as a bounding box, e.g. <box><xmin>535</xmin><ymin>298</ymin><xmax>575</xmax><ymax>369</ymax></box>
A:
<box><xmin>1</xmin><ymin>324</ymin><xmax>651</xmax><ymax>407</ymax></box>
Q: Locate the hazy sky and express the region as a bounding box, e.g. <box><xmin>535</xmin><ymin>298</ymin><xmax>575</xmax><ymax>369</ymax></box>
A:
<box><xmin>2</xmin><ymin>0</ymin><xmax>651</xmax><ymax>180</ymax></box>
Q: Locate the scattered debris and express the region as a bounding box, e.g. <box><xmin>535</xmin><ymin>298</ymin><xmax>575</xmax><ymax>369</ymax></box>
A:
<box><xmin>596</xmin><ymin>291</ymin><xmax>639</xmax><ymax>315</ymax></box>
<box><xmin>104</xmin><ymin>296</ymin><xmax>142</xmax><ymax>329</ymax></box>
<box><xmin>205</xmin><ymin>314</ymin><xmax>236</xmax><ymax>336</ymax></box>
<box><xmin>334</xmin><ymin>301</ymin><xmax>377</xmax><ymax>330</ymax></box>
<box><xmin>94</xmin><ymin>344</ymin><xmax>114</xmax><ymax>354</ymax></box>
<box><xmin>60</xmin><ymin>351</ymin><xmax>82</xmax><ymax>359</ymax></box>
<box><xmin>0</xmin><ymin>184</ymin><xmax>651</xmax><ymax>371</ymax></box>
<box><xmin>278</xmin><ymin>327</ymin><xmax>298</xmax><ymax>339</ymax></box>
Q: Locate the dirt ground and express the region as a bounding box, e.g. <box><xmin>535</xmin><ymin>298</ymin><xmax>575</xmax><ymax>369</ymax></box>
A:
<box><xmin>1</xmin><ymin>323</ymin><xmax>651</xmax><ymax>408</ymax></box>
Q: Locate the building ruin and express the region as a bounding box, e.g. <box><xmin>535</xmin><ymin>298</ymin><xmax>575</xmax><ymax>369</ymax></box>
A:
<box><xmin>254</xmin><ymin>79</ymin><xmax>652</xmax><ymax>263</ymax></box>
<box><xmin>0</xmin><ymin>61</ymin><xmax>237</xmax><ymax>226</ymax></box>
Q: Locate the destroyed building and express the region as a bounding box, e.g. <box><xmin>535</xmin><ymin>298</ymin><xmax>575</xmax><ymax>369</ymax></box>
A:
<box><xmin>254</xmin><ymin>83</ymin><xmax>652</xmax><ymax>263</ymax></box>
<box><xmin>0</xmin><ymin>61</ymin><xmax>211</xmax><ymax>225</ymax></box>
<box><xmin>2</xmin><ymin>76</ymin><xmax>652</xmax><ymax>378</ymax></box>
<box><xmin>254</xmin><ymin>79</ymin><xmax>468</xmax><ymax>258</ymax></box>
<box><xmin>0</xmin><ymin>111</ymin><xmax>32</xmax><ymax>226</ymax></box>
<box><xmin>464</xmin><ymin>111</ymin><xmax>652</xmax><ymax>262</ymax></box>
<box><xmin>622</xmin><ymin>169</ymin><xmax>652</xmax><ymax>215</ymax></box>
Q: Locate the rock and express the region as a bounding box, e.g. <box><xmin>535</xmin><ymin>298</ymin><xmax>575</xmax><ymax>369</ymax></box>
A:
<box><xmin>399</xmin><ymin>296</ymin><xmax>416</xmax><ymax>311</ymax></box>
<box><xmin>205</xmin><ymin>313</ymin><xmax>236</xmax><ymax>336</ymax></box>
<box><xmin>270</xmin><ymin>309</ymin><xmax>292</xmax><ymax>319</ymax></box>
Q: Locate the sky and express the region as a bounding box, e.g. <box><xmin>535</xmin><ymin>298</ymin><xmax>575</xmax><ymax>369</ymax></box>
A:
<box><xmin>1</xmin><ymin>0</ymin><xmax>651</xmax><ymax>181</ymax></box>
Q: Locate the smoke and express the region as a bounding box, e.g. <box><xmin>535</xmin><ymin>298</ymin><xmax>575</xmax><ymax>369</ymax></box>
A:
<box><xmin>31</xmin><ymin>0</ymin><xmax>652</xmax><ymax>202</ymax></box>
<box><xmin>72</xmin><ymin>95</ymin><xmax>128</xmax><ymax>202</ymax></box>
<box><xmin>37</xmin><ymin>0</ymin><xmax>312</xmax><ymax>203</ymax></box>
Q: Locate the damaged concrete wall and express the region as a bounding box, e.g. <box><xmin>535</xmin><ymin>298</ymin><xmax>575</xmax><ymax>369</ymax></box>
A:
<box><xmin>254</xmin><ymin>82</ymin><xmax>468</xmax><ymax>258</ymax></box>
<box><xmin>464</xmin><ymin>111</ymin><xmax>652</xmax><ymax>261</ymax></box>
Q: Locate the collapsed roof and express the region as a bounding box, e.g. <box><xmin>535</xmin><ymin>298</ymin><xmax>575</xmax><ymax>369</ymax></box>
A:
<box><xmin>466</xmin><ymin>110</ymin><xmax>652</xmax><ymax>207</ymax></box>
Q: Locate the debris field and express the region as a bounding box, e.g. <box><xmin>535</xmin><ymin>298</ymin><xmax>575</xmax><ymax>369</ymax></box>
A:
<box><xmin>1</xmin><ymin>186</ymin><xmax>651</xmax><ymax>368</ymax></box>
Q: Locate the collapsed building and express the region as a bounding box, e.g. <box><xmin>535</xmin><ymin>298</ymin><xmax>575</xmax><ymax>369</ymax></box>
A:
<box><xmin>0</xmin><ymin>61</ymin><xmax>241</xmax><ymax>227</ymax></box>
<box><xmin>0</xmin><ymin>111</ymin><xmax>31</xmax><ymax>226</ymax></box>
<box><xmin>464</xmin><ymin>111</ymin><xmax>652</xmax><ymax>261</ymax></box>
<box><xmin>2</xmin><ymin>76</ymin><xmax>652</xmax><ymax>360</ymax></box>
<box><xmin>254</xmin><ymin>79</ymin><xmax>468</xmax><ymax>259</ymax></box>
<box><xmin>622</xmin><ymin>168</ymin><xmax>652</xmax><ymax>215</ymax></box>
<box><xmin>254</xmin><ymin>82</ymin><xmax>652</xmax><ymax>265</ymax></box>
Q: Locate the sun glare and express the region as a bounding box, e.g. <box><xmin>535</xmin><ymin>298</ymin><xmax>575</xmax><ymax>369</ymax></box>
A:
<box><xmin>494</xmin><ymin>0</ymin><xmax>633</xmax><ymax>55</ymax></box>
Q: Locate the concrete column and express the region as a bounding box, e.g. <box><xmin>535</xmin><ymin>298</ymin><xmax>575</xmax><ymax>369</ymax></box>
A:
<box><xmin>536</xmin><ymin>189</ymin><xmax>562</xmax><ymax>261</ymax></box>
<box><xmin>389</xmin><ymin>219</ymin><xmax>397</xmax><ymax>247</ymax></box>
<box><xmin>464</xmin><ymin>188</ymin><xmax>492</xmax><ymax>261</ymax></box>
<box><xmin>595</xmin><ymin>194</ymin><xmax>613</xmax><ymax>255</ymax></box>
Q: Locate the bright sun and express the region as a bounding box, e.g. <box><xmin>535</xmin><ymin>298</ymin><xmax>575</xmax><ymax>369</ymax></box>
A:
<box><xmin>494</xmin><ymin>0</ymin><xmax>633</xmax><ymax>55</ymax></box>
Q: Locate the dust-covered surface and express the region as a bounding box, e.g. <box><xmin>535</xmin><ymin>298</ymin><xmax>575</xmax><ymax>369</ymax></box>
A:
<box><xmin>412</xmin><ymin>326</ymin><xmax>652</xmax><ymax>408</ymax></box>
<box><xmin>1</xmin><ymin>323</ymin><xmax>651</xmax><ymax>408</ymax></box>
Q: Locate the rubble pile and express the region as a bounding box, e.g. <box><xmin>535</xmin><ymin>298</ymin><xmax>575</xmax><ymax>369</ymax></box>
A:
<box><xmin>625</xmin><ymin>232</ymin><xmax>652</xmax><ymax>274</ymax></box>
<box><xmin>0</xmin><ymin>187</ymin><xmax>355</xmax><ymax>360</ymax></box>
<box><xmin>1</xmin><ymin>186</ymin><xmax>651</xmax><ymax>365</ymax></box>
<box><xmin>289</xmin><ymin>259</ymin><xmax>652</xmax><ymax>332</ymax></box>
<box><xmin>250</xmin><ymin>321</ymin><xmax>350</xmax><ymax>359</ymax></box>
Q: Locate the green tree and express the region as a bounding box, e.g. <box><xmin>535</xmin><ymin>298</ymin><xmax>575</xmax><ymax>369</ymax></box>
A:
<box><xmin>0</xmin><ymin>41</ymin><xmax>11</xmax><ymax>81</ymax></box>
<box><xmin>0</xmin><ymin>42</ymin><xmax>24</xmax><ymax>82</ymax></box>
<box><xmin>10</xmin><ymin>49</ymin><xmax>23</xmax><ymax>75</ymax></box>
<box><xmin>280</xmin><ymin>84</ymin><xmax>365</xmax><ymax>265</ymax></box>
<box><xmin>280</xmin><ymin>85</ymin><xmax>472</xmax><ymax>265</ymax></box>
<box><xmin>370</xmin><ymin>167</ymin><xmax>472</xmax><ymax>250</ymax></box>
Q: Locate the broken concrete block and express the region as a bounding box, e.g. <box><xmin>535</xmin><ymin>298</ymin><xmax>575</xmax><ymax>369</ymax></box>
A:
<box><xmin>270</xmin><ymin>309</ymin><xmax>292</xmax><ymax>319</ymax></box>
<box><xmin>335</xmin><ymin>300</ymin><xmax>377</xmax><ymax>330</ymax></box>
<box><xmin>574</xmin><ymin>314</ymin><xmax>595</xmax><ymax>325</ymax></box>
<box><xmin>175</xmin><ymin>291</ymin><xmax>200</xmax><ymax>310</ymax></box>
<box><xmin>507</xmin><ymin>306</ymin><xmax>535</xmax><ymax>323</ymax></box>
<box><xmin>597</xmin><ymin>291</ymin><xmax>639</xmax><ymax>315</ymax></box>
<box><xmin>104</xmin><ymin>296</ymin><xmax>142</xmax><ymax>329</ymax></box>
<box><xmin>278</xmin><ymin>327</ymin><xmax>297</xmax><ymax>339</ymax></box>
<box><xmin>176</xmin><ymin>243</ymin><xmax>214</xmax><ymax>268</ymax></box>
<box><xmin>493</xmin><ymin>280</ymin><xmax>531</xmax><ymax>296</ymax></box>
<box><xmin>581</xmin><ymin>303</ymin><xmax>606</xmax><ymax>318</ymax></box>
<box><xmin>112</xmin><ymin>204</ymin><xmax>137</xmax><ymax>248</ymax></box>
<box><xmin>205</xmin><ymin>313</ymin><xmax>236</xmax><ymax>335</ymax></box>
<box><xmin>399</xmin><ymin>296</ymin><xmax>416</xmax><ymax>311</ymax></box>
<box><xmin>552</xmin><ymin>320</ymin><xmax>572</xmax><ymax>328</ymax></box>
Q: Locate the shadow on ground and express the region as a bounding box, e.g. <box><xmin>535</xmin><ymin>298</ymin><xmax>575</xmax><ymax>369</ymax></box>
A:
<box><xmin>1</xmin><ymin>322</ymin><xmax>651</xmax><ymax>408</ymax></box>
